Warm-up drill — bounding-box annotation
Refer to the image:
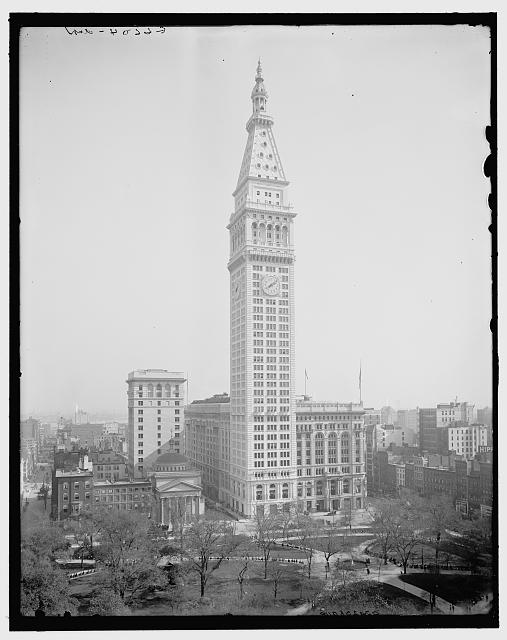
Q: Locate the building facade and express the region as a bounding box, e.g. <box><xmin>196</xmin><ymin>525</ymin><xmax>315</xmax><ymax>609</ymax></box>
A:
<box><xmin>418</xmin><ymin>407</ymin><xmax>437</xmax><ymax>453</ymax></box>
<box><xmin>93</xmin><ymin>479</ymin><xmax>152</xmax><ymax>513</ymax></box>
<box><xmin>295</xmin><ymin>400</ymin><xmax>366</xmax><ymax>513</ymax></box>
<box><xmin>184</xmin><ymin>395</ymin><xmax>231</xmax><ymax>504</ymax></box>
<box><xmin>447</xmin><ymin>424</ymin><xmax>490</xmax><ymax>460</ymax></box>
<box><xmin>51</xmin><ymin>467</ymin><xmax>93</xmax><ymax>521</ymax></box>
<box><xmin>436</xmin><ymin>401</ymin><xmax>475</xmax><ymax>428</ymax></box>
<box><xmin>127</xmin><ymin>369</ymin><xmax>186</xmax><ymax>478</ymax></box>
<box><xmin>90</xmin><ymin>449</ymin><xmax>129</xmax><ymax>482</ymax></box>
<box><xmin>149</xmin><ymin>453</ymin><xmax>205</xmax><ymax>527</ymax></box>
<box><xmin>227</xmin><ymin>62</ymin><xmax>297</xmax><ymax>516</ymax></box>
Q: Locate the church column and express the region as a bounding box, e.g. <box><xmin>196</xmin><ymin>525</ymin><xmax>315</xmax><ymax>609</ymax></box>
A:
<box><xmin>160</xmin><ymin>497</ymin><xmax>165</xmax><ymax>525</ymax></box>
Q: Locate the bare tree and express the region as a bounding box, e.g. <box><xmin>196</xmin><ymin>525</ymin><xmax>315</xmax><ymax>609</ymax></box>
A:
<box><xmin>253</xmin><ymin>512</ymin><xmax>281</xmax><ymax>579</ymax></box>
<box><xmin>268</xmin><ymin>561</ymin><xmax>287</xmax><ymax>602</ymax></box>
<box><xmin>293</xmin><ymin>512</ymin><xmax>318</xmax><ymax>578</ymax></box>
<box><xmin>421</xmin><ymin>494</ymin><xmax>461</xmax><ymax>573</ymax></box>
<box><xmin>321</xmin><ymin>529</ymin><xmax>349</xmax><ymax>574</ymax></box>
<box><xmin>183</xmin><ymin>517</ymin><xmax>241</xmax><ymax>598</ymax></box>
<box><xmin>92</xmin><ymin>507</ymin><xmax>168</xmax><ymax>606</ymax></box>
<box><xmin>366</xmin><ymin>499</ymin><xmax>397</xmax><ymax>565</ymax></box>
<box><xmin>237</xmin><ymin>557</ymin><xmax>250</xmax><ymax>600</ymax></box>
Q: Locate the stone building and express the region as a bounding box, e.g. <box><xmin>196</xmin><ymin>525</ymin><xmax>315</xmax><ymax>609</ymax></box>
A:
<box><xmin>93</xmin><ymin>479</ymin><xmax>152</xmax><ymax>513</ymax></box>
<box><xmin>149</xmin><ymin>453</ymin><xmax>205</xmax><ymax>528</ymax></box>
<box><xmin>295</xmin><ymin>399</ymin><xmax>366</xmax><ymax>513</ymax></box>
<box><xmin>184</xmin><ymin>394</ymin><xmax>231</xmax><ymax>504</ymax></box>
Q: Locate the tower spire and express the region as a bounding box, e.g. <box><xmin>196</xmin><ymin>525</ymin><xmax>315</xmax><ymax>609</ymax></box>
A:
<box><xmin>251</xmin><ymin>59</ymin><xmax>268</xmax><ymax>115</ymax></box>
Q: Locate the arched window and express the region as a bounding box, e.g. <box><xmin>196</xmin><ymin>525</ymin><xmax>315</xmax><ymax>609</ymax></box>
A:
<box><xmin>147</xmin><ymin>384</ymin><xmax>153</xmax><ymax>398</ymax></box>
<box><xmin>315</xmin><ymin>432</ymin><xmax>324</xmax><ymax>465</ymax></box>
<box><xmin>266</xmin><ymin>224</ymin><xmax>272</xmax><ymax>242</ymax></box>
<box><xmin>256</xmin><ymin>485</ymin><xmax>263</xmax><ymax>501</ymax></box>
<box><xmin>316</xmin><ymin>480</ymin><xmax>323</xmax><ymax>496</ymax></box>
<box><xmin>269</xmin><ymin>484</ymin><xmax>276</xmax><ymax>500</ymax></box>
<box><xmin>282</xmin><ymin>483</ymin><xmax>289</xmax><ymax>499</ymax></box>
<box><xmin>252</xmin><ymin>221</ymin><xmax>258</xmax><ymax>243</ymax></box>
<box><xmin>259</xmin><ymin>223</ymin><xmax>266</xmax><ymax>243</ymax></box>
<box><xmin>328</xmin><ymin>432</ymin><xmax>337</xmax><ymax>464</ymax></box>
<box><xmin>330</xmin><ymin>479</ymin><xmax>337</xmax><ymax>496</ymax></box>
<box><xmin>156</xmin><ymin>384</ymin><xmax>162</xmax><ymax>398</ymax></box>
<box><xmin>275</xmin><ymin>225</ymin><xmax>280</xmax><ymax>243</ymax></box>
<box><xmin>164</xmin><ymin>384</ymin><xmax>171</xmax><ymax>397</ymax></box>
<box><xmin>341</xmin><ymin>432</ymin><xmax>350</xmax><ymax>463</ymax></box>
<box><xmin>282</xmin><ymin>225</ymin><xmax>288</xmax><ymax>245</ymax></box>
<box><xmin>306</xmin><ymin>482</ymin><xmax>312</xmax><ymax>497</ymax></box>
<box><xmin>343</xmin><ymin>479</ymin><xmax>350</xmax><ymax>494</ymax></box>
<box><xmin>297</xmin><ymin>482</ymin><xmax>303</xmax><ymax>498</ymax></box>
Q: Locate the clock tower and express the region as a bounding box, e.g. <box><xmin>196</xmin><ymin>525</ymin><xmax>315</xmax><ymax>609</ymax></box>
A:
<box><xmin>227</xmin><ymin>62</ymin><xmax>297</xmax><ymax>517</ymax></box>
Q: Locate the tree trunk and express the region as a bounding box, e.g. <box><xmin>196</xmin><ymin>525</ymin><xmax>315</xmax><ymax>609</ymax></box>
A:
<box><xmin>264</xmin><ymin>557</ymin><xmax>268</xmax><ymax>579</ymax></box>
<box><xmin>200</xmin><ymin>575</ymin><xmax>205</xmax><ymax>598</ymax></box>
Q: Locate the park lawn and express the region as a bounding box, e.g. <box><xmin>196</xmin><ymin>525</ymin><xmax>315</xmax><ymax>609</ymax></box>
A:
<box><xmin>132</xmin><ymin>559</ymin><xmax>306</xmax><ymax>616</ymax></box>
<box><xmin>399</xmin><ymin>573</ymin><xmax>492</xmax><ymax>606</ymax></box>
<box><xmin>307</xmin><ymin>581</ymin><xmax>436</xmax><ymax>616</ymax></box>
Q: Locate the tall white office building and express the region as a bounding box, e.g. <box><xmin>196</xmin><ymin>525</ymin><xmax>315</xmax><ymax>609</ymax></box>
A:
<box><xmin>226</xmin><ymin>62</ymin><xmax>297</xmax><ymax>516</ymax></box>
<box><xmin>127</xmin><ymin>369</ymin><xmax>186</xmax><ymax>478</ymax></box>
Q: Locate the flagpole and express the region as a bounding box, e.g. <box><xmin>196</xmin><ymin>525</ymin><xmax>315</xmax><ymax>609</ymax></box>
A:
<box><xmin>359</xmin><ymin>360</ymin><xmax>362</xmax><ymax>405</ymax></box>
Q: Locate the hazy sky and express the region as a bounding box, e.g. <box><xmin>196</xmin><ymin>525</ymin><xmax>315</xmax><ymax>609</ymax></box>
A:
<box><xmin>19</xmin><ymin>24</ymin><xmax>492</xmax><ymax>417</ymax></box>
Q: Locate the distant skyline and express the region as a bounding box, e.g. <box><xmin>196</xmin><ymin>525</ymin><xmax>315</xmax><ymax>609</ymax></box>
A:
<box><xmin>20</xmin><ymin>25</ymin><xmax>492</xmax><ymax>416</ymax></box>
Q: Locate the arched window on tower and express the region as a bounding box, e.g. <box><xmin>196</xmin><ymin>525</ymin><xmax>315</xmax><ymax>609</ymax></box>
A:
<box><xmin>282</xmin><ymin>225</ymin><xmax>288</xmax><ymax>246</ymax></box>
<box><xmin>147</xmin><ymin>384</ymin><xmax>153</xmax><ymax>398</ymax></box>
<box><xmin>252</xmin><ymin>222</ymin><xmax>258</xmax><ymax>244</ymax></box>
<box><xmin>266</xmin><ymin>224</ymin><xmax>272</xmax><ymax>243</ymax></box>
<box><xmin>165</xmin><ymin>384</ymin><xmax>171</xmax><ymax>398</ymax></box>
<box><xmin>275</xmin><ymin>225</ymin><xmax>280</xmax><ymax>244</ymax></box>
<box><xmin>156</xmin><ymin>384</ymin><xmax>162</xmax><ymax>398</ymax></box>
<box><xmin>259</xmin><ymin>223</ymin><xmax>266</xmax><ymax>243</ymax></box>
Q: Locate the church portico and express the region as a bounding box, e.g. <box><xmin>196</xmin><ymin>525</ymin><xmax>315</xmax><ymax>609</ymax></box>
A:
<box><xmin>148</xmin><ymin>452</ymin><xmax>205</xmax><ymax>528</ymax></box>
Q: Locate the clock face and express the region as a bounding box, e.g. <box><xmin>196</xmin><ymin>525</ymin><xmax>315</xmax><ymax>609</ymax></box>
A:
<box><xmin>261</xmin><ymin>274</ymin><xmax>281</xmax><ymax>296</ymax></box>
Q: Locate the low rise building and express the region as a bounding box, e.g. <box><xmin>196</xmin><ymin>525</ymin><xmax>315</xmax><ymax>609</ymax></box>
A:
<box><xmin>90</xmin><ymin>449</ymin><xmax>128</xmax><ymax>482</ymax></box>
<box><xmin>294</xmin><ymin>400</ymin><xmax>366</xmax><ymax>513</ymax></box>
<box><xmin>93</xmin><ymin>479</ymin><xmax>152</xmax><ymax>513</ymax></box>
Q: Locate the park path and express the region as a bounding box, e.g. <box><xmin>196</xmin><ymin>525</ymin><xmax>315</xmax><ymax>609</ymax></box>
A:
<box><xmin>379</xmin><ymin>574</ymin><xmax>464</xmax><ymax>614</ymax></box>
<box><xmin>285</xmin><ymin>602</ymin><xmax>312</xmax><ymax>616</ymax></box>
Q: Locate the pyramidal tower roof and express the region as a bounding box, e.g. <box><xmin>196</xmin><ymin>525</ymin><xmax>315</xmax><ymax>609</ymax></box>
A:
<box><xmin>235</xmin><ymin>61</ymin><xmax>287</xmax><ymax>194</ymax></box>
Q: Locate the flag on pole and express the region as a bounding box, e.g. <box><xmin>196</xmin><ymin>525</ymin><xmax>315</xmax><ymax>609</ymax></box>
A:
<box><xmin>305</xmin><ymin>369</ymin><xmax>308</xmax><ymax>380</ymax></box>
